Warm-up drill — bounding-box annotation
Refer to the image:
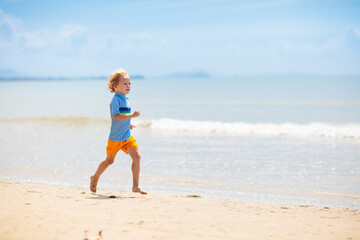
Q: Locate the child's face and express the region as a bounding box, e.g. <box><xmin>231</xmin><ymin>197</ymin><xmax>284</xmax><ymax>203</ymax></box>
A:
<box><xmin>114</xmin><ymin>75</ymin><xmax>131</xmax><ymax>95</ymax></box>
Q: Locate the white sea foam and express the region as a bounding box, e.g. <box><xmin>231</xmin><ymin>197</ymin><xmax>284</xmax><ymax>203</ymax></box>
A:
<box><xmin>2</xmin><ymin>117</ymin><xmax>360</xmax><ymax>139</ymax></box>
<box><xmin>134</xmin><ymin>118</ymin><xmax>360</xmax><ymax>139</ymax></box>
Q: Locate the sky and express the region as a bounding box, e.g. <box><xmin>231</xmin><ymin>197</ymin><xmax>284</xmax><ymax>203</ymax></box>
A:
<box><xmin>0</xmin><ymin>0</ymin><xmax>360</xmax><ymax>77</ymax></box>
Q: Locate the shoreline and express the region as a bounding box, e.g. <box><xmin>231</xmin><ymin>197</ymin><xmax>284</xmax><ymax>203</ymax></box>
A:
<box><xmin>1</xmin><ymin>180</ymin><xmax>359</xmax><ymax>240</ymax></box>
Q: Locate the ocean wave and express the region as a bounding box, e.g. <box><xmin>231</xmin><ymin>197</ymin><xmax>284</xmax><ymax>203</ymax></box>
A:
<box><xmin>133</xmin><ymin>118</ymin><xmax>360</xmax><ymax>139</ymax></box>
<box><xmin>1</xmin><ymin>117</ymin><xmax>360</xmax><ymax>139</ymax></box>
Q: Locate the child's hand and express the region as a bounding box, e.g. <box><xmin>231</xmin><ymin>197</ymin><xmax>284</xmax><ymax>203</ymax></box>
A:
<box><xmin>130</xmin><ymin>124</ymin><xmax>136</xmax><ymax>130</ymax></box>
<box><xmin>132</xmin><ymin>110</ymin><xmax>140</xmax><ymax>118</ymax></box>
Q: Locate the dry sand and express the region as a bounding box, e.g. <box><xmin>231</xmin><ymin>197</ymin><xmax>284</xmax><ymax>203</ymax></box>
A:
<box><xmin>0</xmin><ymin>180</ymin><xmax>359</xmax><ymax>240</ymax></box>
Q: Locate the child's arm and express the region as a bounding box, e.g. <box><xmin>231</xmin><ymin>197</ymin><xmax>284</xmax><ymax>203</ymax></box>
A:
<box><xmin>113</xmin><ymin>110</ymin><xmax>140</xmax><ymax>121</ymax></box>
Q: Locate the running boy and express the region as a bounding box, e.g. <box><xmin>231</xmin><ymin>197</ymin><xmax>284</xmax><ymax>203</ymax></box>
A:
<box><xmin>90</xmin><ymin>68</ymin><xmax>147</xmax><ymax>195</ymax></box>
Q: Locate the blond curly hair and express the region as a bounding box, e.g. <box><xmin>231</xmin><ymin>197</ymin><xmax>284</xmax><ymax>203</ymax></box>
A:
<box><xmin>107</xmin><ymin>68</ymin><xmax>129</xmax><ymax>93</ymax></box>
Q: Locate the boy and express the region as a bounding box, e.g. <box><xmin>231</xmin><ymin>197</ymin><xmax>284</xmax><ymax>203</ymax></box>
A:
<box><xmin>90</xmin><ymin>68</ymin><xmax>147</xmax><ymax>195</ymax></box>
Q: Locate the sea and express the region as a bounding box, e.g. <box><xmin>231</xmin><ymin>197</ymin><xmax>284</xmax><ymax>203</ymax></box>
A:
<box><xmin>0</xmin><ymin>76</ymin><xmax>360</xmax><ymax>209</ymax></box>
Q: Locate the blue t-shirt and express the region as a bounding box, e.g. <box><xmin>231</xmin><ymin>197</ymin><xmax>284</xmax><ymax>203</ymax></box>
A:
<box><xmin>108</xmin><ymin>93</ymin><xmax>132</xmax><ymax>141</ymax></box>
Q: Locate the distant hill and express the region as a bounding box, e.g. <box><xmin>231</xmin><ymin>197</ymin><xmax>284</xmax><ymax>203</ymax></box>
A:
<box><xmin>0</xmin><ymin>74</ymin><xmax>145</xmax><ymax>81</ymax></box>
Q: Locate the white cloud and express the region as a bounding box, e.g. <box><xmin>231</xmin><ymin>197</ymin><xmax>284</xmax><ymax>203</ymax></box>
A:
<box><xmin>280</xmin><ymin>26</ymin><xmax>360</xmax><ymax>59</ymax></box>
<box><xmin>21</xmin><ymin>24</ymin><xmax>88</xmax><ymax>50</ymax></box>
<box><xmin>132</xmin><ymin>32</ymin><xmax>152</xmax><ymax>40</ymax></box>
<box><xmin>53</xmin><ymin>24</ymin><xmax>88</xmax><ymax>54</ymax></box>
<box><xmin>0</xmin><ymin>8</ymin><xmax>20</xmax><ymax>29</ymax></box>
<box><xmin>94</xmin><ymin>31</ymin><xmax>169</xmax><ymax>57</ymax></box>
<box><xmin>280</xmin><ymin>35</ymin><xmax>347</xmax><ymax>56</ymax></box>
<box><xmin>0</xmin><ymin>8</ymin><xmax>88</xmax><ymax>53</ymax></box>
<box><xmin>348</xmin><ymin>26</ymin><xmax>360</xmax><ymax>38</ymax></box>
<box><xmin>21</xmin><ymin>30</ymin><xmax>48</xmax><ymax>48</ymax></box>
<box><xmin>0</xmin><ymin>8</ymin><xmax>21</xmax><ymax>43</ymax></box>
<box><xmin>0</xmin><ymin>8</ymin><xmax>91</xmax><ymax>76</ymax></box>
<box><xmin>57</xmin><ymin>24</ymin><xmax>87</xmax><ymax>41</ymax></box>
<box><xmin>0</xmin><ymin>9</ymin><xmax>50</xmax><ymax>49</ymax></box>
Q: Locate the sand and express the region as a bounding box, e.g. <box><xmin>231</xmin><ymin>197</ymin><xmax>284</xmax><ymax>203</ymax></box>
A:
<box><xmin>0</xmin><ymin>181</ymin><xmax>359</xmax><ymax>240</ymax></box>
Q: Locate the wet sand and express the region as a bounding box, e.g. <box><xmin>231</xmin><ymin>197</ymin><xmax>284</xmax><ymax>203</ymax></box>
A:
<box><xmin>0</xmin><ymin>180</ymin><xmax>359</xmax><ymax>240</ymax></box>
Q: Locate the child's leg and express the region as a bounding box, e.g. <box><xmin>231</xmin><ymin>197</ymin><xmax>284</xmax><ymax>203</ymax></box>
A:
<box><xmin>90</xmin><ymin>155</ymin><xmax>115</xmax><ymax>193</ymax></box>
<box><xmin>127</xmin><ymin>148</ymin><xmax>147</xmax><ymax>195</ymax></box>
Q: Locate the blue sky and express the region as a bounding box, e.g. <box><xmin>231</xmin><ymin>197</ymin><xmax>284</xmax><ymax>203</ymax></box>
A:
<box><xmin>0</xmin><ymin>0</ymin><xmax>359</xmax><ymax>77</ymax></box>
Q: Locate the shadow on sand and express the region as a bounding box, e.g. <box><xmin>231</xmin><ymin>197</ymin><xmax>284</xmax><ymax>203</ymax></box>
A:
<box><xmin>87</xmin><ymin>193</ymin><xmax>138</xmax><ymax>200</ymax></box>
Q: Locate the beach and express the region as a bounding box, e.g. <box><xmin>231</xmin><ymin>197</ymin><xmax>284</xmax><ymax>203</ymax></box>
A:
<box><xmin>2</xmin><ymin>1</ymin><xmax>360</xmax><ymax>239</ymax></box>
<box><xmin>0</xmin><ymin>180</ymin><xmax>359</xmax><ymax>240</ymax></box>
<box><xmin>0</xmin><ymin>78</ymin><xmax>360</xmax><ymax>239</ymax></box>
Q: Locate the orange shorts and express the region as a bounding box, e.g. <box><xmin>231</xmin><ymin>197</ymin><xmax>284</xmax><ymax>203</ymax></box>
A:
<box><xmin>106</xmin><ymin>136</ymin><xmax>138</xmax><ymax>157</ymax></box>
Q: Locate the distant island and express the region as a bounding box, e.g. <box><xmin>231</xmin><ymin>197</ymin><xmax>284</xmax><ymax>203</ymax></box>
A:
<box><xmin>0</xmin><ymin>71</ymin><xmax>213</xmax><ymax>81</ymax></box>
<box><xmin>0</xmin><ymin>75</ymin><xmax>145</xmax><ymax>81</ymax></box>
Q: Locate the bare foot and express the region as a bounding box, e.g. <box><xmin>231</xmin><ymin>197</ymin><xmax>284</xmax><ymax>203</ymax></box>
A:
<box><xmin>132</xmin><ymin>187</ymin><xmax>147</xmax><ymax>195</ymax></box>
<box><xmin>90</xmin><ymin>175</ymin><xmax>97</xmax><ymax>193</ymax></box>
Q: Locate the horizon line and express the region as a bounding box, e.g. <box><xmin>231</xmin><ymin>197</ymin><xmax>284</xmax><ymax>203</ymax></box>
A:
<box><xmin>1</xmin><ymin>72</ymin><xmax>360</xmax><ymax>81</ymax></box>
